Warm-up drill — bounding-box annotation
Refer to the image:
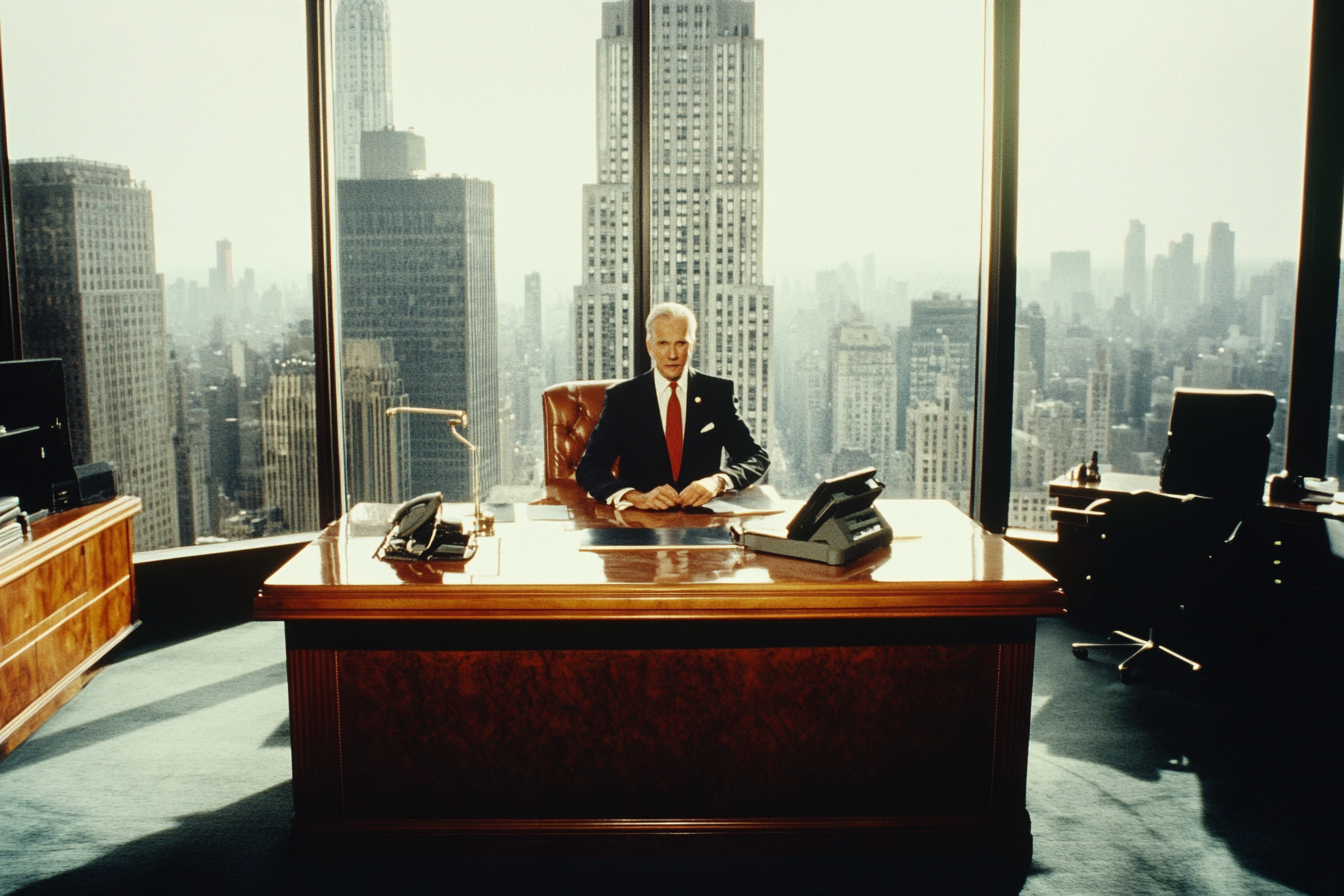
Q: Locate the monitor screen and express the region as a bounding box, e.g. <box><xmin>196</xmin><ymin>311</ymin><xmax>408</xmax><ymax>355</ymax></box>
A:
<box><xmin>0</xmin><ymin>358</ymin><xmax>77</xmax><ymax>513</ymax></box>
<box><xmin>786</xmin><ymin>467</ymin><xmax>884</xmax><ymax>542</ymax></box>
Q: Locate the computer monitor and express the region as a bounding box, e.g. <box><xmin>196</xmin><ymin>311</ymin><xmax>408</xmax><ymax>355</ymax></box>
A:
<box><xmin>0</xmin><ymin>358</ymin><xmax>78</xmax><ymax>514</ymax></box>
<box><xmin>786</xmin><ymin>467</ymin><xmax>885</xmax><ymax>542</ymax></box>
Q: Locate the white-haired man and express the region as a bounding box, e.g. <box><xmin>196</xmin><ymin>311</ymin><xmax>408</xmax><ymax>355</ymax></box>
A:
<box><xmin>576</xmin><ymin>302</ymin><xmax>769</xmax><ymax>510</ymax></box>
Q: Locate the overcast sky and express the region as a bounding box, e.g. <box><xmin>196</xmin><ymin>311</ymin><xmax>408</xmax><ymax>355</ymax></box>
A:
<box><xmin>0</xmin><ymin>0</ymin><xmax>1314</xmax><ymax>309</ymax></box>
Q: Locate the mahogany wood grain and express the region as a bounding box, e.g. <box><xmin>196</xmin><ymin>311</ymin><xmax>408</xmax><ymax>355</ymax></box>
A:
<box><xmin>0</xmin><ymin>497</ymin><xmax>141</xmax><ymax>760</ymax></box>
<box><xmin>264</xmin><ymin>498</ymin><xmax>1058</xmax><ymax>859</ymax></box>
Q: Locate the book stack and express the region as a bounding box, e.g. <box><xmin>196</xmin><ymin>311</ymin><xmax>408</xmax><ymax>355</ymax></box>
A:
<box><xmin>1</xmin><ymin>496</ymin><xmax>26</xmax><ymax>554</ymax></box>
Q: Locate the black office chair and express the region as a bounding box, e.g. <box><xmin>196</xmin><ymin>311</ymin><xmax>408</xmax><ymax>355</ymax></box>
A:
<box><xmin>1055</xmin><ymin>388</ymin><xmax>1276</xmax><ymax>681</ymax></box>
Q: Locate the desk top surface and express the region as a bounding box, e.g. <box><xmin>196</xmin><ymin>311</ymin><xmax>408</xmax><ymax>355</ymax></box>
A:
<box><xmin>257</xmin><ymin>498</ymin><xmax>1061</xmax><ymax>622</ymax></box>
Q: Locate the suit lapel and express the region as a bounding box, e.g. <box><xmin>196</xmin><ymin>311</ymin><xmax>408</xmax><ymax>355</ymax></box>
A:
<box><xmin>638</xmin><ymin>372</ymin><xmax>674</xmax><ymax>480</ymax></box>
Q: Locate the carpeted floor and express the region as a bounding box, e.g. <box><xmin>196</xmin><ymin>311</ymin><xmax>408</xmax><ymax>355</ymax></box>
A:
<box><xmin>0</xmin><ymin>617</ymin><xmax>1337</xmax><ymax>895</ymax></box>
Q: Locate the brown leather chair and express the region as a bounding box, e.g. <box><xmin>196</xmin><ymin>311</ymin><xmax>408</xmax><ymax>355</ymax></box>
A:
<box><xmin>541</xmin><ymin>379</ymin><xmax>619</xmax><ymax>489</ymax></box>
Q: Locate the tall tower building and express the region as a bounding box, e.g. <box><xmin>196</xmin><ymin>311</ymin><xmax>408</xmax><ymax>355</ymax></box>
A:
<box><xmin>1049</xmin><ymin>250</ymin><xmax>1092</xmax><ymax>322</ymax></box>
<box><xmin>12</xmin><ymin>158</ymin><xmax>180</xmax><ymax>550</ymax></box>
<box><xmin>261</xmin><ymin>360</ymin><xmax>320</xmax><ymax>533</ymax></box>
<box><xmin>339</xmin><ymin>175</ymin><xmax>499</xmax><ymax>501</ymax></box>
<box><xmin>1152</xmin><ymin>233</ymin><xmax>1198</xmax><ymax>323</ymax></box>
<box><xmin>1084</xmin><ymin>349</ymin><xmax>1113</xmax><ymax>464</ymax></box>
<box><xmin>343</xmin><ymin>339</ymin><xmax>410</xmax><ymax>504</ymax></box>
<box><xmin>1122</xmin><ymin>219</ymin><xmax>1147</xmax><ymax>314</ymax></box>
<box><xmin>574</xmin><ymin>0</ymin><xmax>773</xmax><ymax>451</ymax></box>
<box><xmin>209</xmin><ymin>238</ymin><xmax>234</xmax><ymax>320</ymax></box>
<box><xmin>829</xmin><ymin>315</ymin><xmax>899</xmax><ymax>477</ymax></box>
<box><xmin>907</xmin><ymin>374</ymin><xmax>972</xmax><ymax>509</ymax></box>
<box><xmin>523</xmin><ymin>272</ymin><xmax>543</xmax><ymax>357</ymax></box>
<box><xmin>899</xmin><ymin>293</ymin><xmax>976</xmax><ymax>453</ymax></box>
<box><xmin>334</xmin><ymin>0</ymin><xmax>394</xmax><ymax>180</ymax></box>
<box><xmin>1204</xmin><ymin>221</ymin><xmax>1235</xmax><ymax>308</ymax></box>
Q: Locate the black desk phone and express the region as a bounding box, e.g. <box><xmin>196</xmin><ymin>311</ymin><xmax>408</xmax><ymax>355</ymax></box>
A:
<box><xmin>376</xmin><ymin>492</ymin><xmax>475</xmax><ymax>561</ymax></box>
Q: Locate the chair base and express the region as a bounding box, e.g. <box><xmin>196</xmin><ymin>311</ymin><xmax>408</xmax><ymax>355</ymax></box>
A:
<box><xmin>1071</xmin><ymin>629</ymin><xmax>1202</xmax><ymax>682</ymax></box>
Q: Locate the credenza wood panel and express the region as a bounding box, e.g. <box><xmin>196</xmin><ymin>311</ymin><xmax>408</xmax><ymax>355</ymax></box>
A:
<box><xmin>0</xmin><ymin>497</ymin><xmax>141</xmax><ymax>760</ymax></box>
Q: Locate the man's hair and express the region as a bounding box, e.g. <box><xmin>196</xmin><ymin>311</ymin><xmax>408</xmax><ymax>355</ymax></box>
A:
<box><xmin>645</xmin><ymin>302</ymin><xmax>698</xmax><ymax>343</ymax></box>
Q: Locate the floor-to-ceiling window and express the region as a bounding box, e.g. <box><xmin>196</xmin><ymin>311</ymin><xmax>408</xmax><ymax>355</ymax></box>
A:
<box><xmin>1010</xmin><ymin>0</ymin><xmax>1313</xmax><ymax>528</ymax></box>
<box><xmin>0</xmin><ymin>0</ymin><xmax>312</xmax><ymax>548</ymax></box>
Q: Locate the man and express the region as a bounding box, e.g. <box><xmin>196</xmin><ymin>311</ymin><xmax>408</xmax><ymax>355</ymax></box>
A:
<box><xmin>576</xmin><ymin>302</ymin><xmax>769</xmax><ymax>510</ymax></box>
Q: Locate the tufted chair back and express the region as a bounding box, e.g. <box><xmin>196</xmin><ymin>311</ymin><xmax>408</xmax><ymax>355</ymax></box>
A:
<box><xmin>542</xmin><ymin>379</ymin><xmax>620</xmax><ymax>486</ymax></box>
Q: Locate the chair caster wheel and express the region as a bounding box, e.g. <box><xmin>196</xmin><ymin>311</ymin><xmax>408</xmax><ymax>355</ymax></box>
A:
<box><xmin>1072</xmin><ymin>647</ymin><xmax>1089</xmax><ymax>660</ymax></box>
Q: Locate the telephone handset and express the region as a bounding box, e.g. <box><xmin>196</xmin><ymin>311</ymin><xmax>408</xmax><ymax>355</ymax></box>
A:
<box><xmin>377</xmin><ymin>491</ymin><xmax>475</xmax><ymax>561</ymax></box>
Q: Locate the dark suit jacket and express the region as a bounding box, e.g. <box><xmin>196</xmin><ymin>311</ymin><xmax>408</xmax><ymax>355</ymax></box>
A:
<box><xmin>575</xmin><ymin>369</ymin><xmax>769</xmax><ymax>503</ymax></box>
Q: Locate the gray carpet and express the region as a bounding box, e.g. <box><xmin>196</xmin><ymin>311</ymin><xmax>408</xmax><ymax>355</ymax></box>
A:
<box><xmin>0</xmin><ymin>618</ymin><xmax>1336</xmax><ymax>895</ymax></box>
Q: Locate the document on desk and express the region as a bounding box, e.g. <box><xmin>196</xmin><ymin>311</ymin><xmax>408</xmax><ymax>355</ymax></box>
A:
<box><xmin>578</xmin><ymin>527</ymin><xmax>738</xmax><ymax>551</ymax></box>
<box><xmin>683</xmin><ymin>486</ymin><xmax>786</xmax><ymax>517</ymax></box>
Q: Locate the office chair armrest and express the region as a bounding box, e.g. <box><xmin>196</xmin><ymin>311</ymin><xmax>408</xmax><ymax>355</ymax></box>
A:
<box><xmin>1050</xmin><ymin>498</ymin><xmax>1112</xmax><ymax>527</ymax></box>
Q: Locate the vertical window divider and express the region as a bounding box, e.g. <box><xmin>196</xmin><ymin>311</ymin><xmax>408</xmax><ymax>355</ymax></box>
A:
<box><xmin>1282</xmin><ymin>0</ymin><xmax>1344</xmax><ymax>483</ymax></box>
<box><xmin>971</xmin><ymin>0</ymin><xmax>1020</xmax><ymax>533</ymax></box>
<box><xmin>306</xmin><ymin>0</ymin><xmax>345</xmax><ymax>528</ymax></box>
<box><xmin>632</xmin><ymin>0</ymin><xmax>652</xmax><ymax>373</ymax></box>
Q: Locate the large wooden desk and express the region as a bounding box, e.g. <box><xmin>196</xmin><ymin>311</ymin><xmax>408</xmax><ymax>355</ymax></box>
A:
<box><xmin>257</xmin><ymin>497</ymin><xmax>1062</xmax><ymax>859</ymax></box>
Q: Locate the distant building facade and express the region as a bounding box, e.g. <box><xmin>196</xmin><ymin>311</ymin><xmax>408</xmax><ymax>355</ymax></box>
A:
<box><xmin>334</xmin><ymin>0</ymin><xmax>394</xmax><ymax>180</ymax></box>
<box><xmin>12</xmin><ymin>157</ymin><xmax>180</xmax><ymax>550</ymax></box>
<box><xmin>338</xmin><ymin>175</ymin><xmax>499</xmax><ymax>501</ymax></box>
<box><xmin>574</xmin><ymin>0</ymin><xmax>772</xmax><ymax>451</ymax></box>
<box><xmin>261</xmin><ymin>360</ymin><xmax>320</xmax><ymax>533</ymax></box>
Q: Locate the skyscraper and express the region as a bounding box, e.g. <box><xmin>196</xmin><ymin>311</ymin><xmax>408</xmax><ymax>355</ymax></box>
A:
<box><xmin>1152</xmin><ymin>233</ymin><xmax>1198</xmax><ymax>323</ymax></box>
<box><xmin>343</xmin><ymin>339</ymin><xmax>410</xmax><ymax>504</ymax></box>
<box><xmin>338</xmin><ymin>174</ymin><xmax>500</xmax><ymax>501</ymax></box>
<box><xmin>1204</xmin><ymin>221</ymin><xmax>1235</xmax><ymax>308</ymax></box>
<box><xmin>12</xmin><ymin>158</ymin><xmax>180</xmax><ymax>550</ymax></box>
<box><xmin>334</xmin><ymin>0</ymin><xmax>394</xmax><ymax>180</ymax></box>
<box><xmin>1122</xmin><ymin>219</ymin><xmax>1147</xmax><ymax>314</ymax></box>
<box><xmin>829</xmin><ymin>314</ymin><xmax>899</xmax><ymax>477</ymax></box>
<box><xmin>523</xmin><ymin>272</ymin><xmax>542</xmax><ymax>357</ymax></box>
<box><xmin>261</xmin><ymin>360</ymin><xmax>319</xmax><ymax>533</ymax></box>
<box><xmin>574</xmin><ymin>0</ymin><xmax>773</xmax><ymax>451</ymax></box>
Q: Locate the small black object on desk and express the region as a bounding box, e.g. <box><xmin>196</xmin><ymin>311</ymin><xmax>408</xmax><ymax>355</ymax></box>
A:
<box><xmin>738</xmin><ymin>467</ymin><xmax>893</xmax><ymax>565</ymax></box>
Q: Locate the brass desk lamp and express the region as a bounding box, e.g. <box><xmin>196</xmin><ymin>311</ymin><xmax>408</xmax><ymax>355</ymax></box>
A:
<box><xmin>385</xmin><ymin>406</ymin><xmax>494</xmax><ymax>537</ymax></box>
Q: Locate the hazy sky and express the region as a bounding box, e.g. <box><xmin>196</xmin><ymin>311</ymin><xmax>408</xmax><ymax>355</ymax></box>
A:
<box><xmin>0</xmin><ymin>0</ymin><xmax>1314</xmax><ymax>310</ymax></box>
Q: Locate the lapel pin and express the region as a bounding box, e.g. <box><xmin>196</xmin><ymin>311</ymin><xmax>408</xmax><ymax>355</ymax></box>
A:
<box><xmin>694</xmin><ymin>396</ymin><xmax>701</xmax><ymax>403</ymax></box>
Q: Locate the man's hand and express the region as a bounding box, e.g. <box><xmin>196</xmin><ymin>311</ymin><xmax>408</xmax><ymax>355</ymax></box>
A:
<box><xmin>625</xmin><ymin>484</ymin><xmax>680</xmax><ymax>510</ymax></box>
<box><xmin>677</xmin><ymin>475</ymin><xmax>724</xmax><ymax>508</ymax></box>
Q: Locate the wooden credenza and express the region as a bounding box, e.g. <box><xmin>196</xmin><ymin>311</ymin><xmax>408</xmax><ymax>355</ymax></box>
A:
<box><xmin>0</xmin><ymin>496</ymin><xmax>141</xmax><ymax>759</ymax></box>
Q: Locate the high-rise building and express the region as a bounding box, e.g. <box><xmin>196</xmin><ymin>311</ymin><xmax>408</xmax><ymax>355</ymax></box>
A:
<box><xmin>573</xmin><ymin>0</ymin><xmax>773</xmax><ymax>452</ymax></box>
<box><xmin>523</xmin><ymin>272</ymin><xmax>542</xmax><ymax>357</ymax></box>
<box><xmin>1084</xmin><ymin>349</ymin><xmax>1112</xmax><ymax>464</ymax></box>
<box><xmin>209</xmin><ymin>238</ymin><xmax>234</xmax><ymax>321</ymax></box>
<box><xmin>907</xmin><ymin>374</ymin><xmax>972</xmax><ymax>509</ymax></box>
<box><xmin>1122</xmin><ymin>219</ymin><xmax>1147</xmax><ymax>314</ymax></box>
<box><xmin>1204</xmin><ymin>221</ymin><xmax>1235</xmax><ymax>308</ymax></box>
<box><xmin>261</xmin><ymin>360</ymin><xmax>319</xmax><ymax>533</ymax></box>
<box><xmin>343</xmin><ymin>339</ymin><xmax>410</xmax><ymax>504</ymax></box>
<box><xmin>828</xmin><ymin>315</ymin><xmax>899</xmax><ymax>477</ymax></box>
<box><xmin>334</xmin><ymin>0</ymin><xmax>393</xmax><ymax>180</ymax></box>
<box><xmin>900</xmin><ymin>293</ymin><xmax>976</xmax><ymax>451</ymax></box>
<box><xmin>361</xmin><ymin>127</ymin><xmax>426</xmax><ymax>180</ymax></box>
<box><xmin>1152</xmin><ymin>233</ymin><xmax>1198</xmax><ymax>323</ymax></box>
<box><xmin>12</xmin><ymin>157</ymin><xmax>181</xmax><ymax>550</ymax></box>
<box><xmin>338</xmin><ymin>175</ymin><xmax>499</xmax><ymax>501</ymax></box>
<box><xmin>1049</xmin><ymin>250</ymin><xmax>1092</xmax><ymax>322</ymax></box>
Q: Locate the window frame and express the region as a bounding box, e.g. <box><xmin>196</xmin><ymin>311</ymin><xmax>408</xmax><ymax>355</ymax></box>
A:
<box><xmin>0</xmin><ymin>0</ymin><xmax>1338</xmax><ymax>549</ymax></box>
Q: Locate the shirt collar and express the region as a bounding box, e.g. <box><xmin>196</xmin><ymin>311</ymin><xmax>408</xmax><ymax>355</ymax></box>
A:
<box><xmin>653</xmin><ymin>367</ymin><xmax>689</xmax><ymax>393</ymax></box>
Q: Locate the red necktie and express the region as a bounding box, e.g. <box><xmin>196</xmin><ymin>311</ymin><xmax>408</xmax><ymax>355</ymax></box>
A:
<box><xmin>666</xmin><ymin>381</ymin><xmax>683</xmax><ymax>481</ymax></box>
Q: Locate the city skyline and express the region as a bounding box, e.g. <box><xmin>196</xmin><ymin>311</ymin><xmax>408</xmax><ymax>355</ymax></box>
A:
<box><xmin>0</xmin><ymin>1</ymin><xmax>1314</xmax><ymax>303</ymax></box>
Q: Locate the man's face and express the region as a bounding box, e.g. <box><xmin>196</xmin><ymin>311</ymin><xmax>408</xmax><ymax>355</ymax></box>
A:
<box><xmin>647</xmin><ymin>315</ymin><xmax>695</xmax><ymax>381</ymax></box>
